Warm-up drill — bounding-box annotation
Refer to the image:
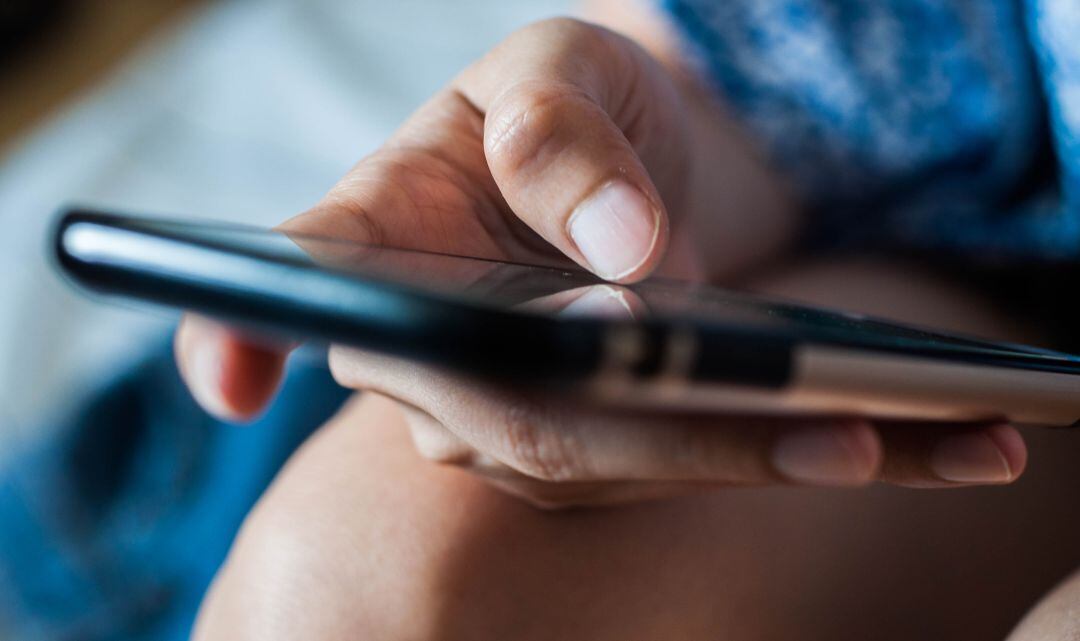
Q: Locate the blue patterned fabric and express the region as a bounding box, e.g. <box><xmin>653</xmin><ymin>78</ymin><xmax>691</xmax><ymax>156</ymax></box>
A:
<box><xmin>660</xmin><ymin>0</ymin><xmax>1080</xmax><ymax>262</ymax></box>
<box><xmin>0</xmin><ymin>342</ymin><xmax>349</xmax><ymax>640</ymax></box>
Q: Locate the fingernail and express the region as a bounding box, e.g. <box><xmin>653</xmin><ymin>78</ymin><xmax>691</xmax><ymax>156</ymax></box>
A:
<box><xmin>568</xmin><ymin>181</ymin><xmax>660</xmax><ymax>280</ymax></box>
<box><xmin>929</xmin><ymin>432</ymin><xmax>1013</xmax><ymax>483</ymax></box>
<box><xmin>772</xmin><ymin>423</ymin><xmax>879</xmax><ymax>485</ymax></box>
<box><xmin>559</xmin><ymin>285</ymin><xmax>639</xmax><ymax>320</ymax></box>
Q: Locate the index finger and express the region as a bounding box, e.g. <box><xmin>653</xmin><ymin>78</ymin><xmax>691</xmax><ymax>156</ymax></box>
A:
<box><xmin>174</xmin><ymin>314</ymin><xmax>290</xmax><ymax>422</ymax></box>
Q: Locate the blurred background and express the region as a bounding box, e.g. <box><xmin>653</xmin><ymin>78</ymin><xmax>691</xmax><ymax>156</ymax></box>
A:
<box><xmin>0</xmin><ymin>0</ymin><xmax>571</xmax><ymax>457</ymax></box>
<box><xmin>0</xmin><ymin>1</ymin><xmax>569</xmax><ymax>638</ymax></box>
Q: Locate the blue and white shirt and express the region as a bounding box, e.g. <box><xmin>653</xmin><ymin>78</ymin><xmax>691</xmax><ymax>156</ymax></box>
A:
<box><xmin>661</xmin><ymin>0</ymin><xmax>1080</xmax><ymax>262</ymax></box>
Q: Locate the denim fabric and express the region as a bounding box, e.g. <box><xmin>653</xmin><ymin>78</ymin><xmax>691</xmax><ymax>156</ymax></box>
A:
<box><xmin>661</xmin><ymin>0</ymin><xmax>1080</xmax><ymax>262</ymax></box>
<box><xmin>0</xmin><ymin>343</ymin><xmax>348</xmax><ymax>641</ymax></box>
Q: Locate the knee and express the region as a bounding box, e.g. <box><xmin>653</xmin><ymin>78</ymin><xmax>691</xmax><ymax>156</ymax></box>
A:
<box><xmin>1009</xmin><ymin>569</ymin><xmax>1080</xmax><ymax>641</ymax></box>
<box><xmin>189</xmin><ymin>394</ymin><xmax>643</xmax><ymax>641</ymax></box>
<box><xmin>192</xmin><ymin>490</ymin><xmax>374</xmax><ymax>640</ymax></box>
<box><xmin>190</xmin><ymin>393</ymin><xmax>736</xmax><ymax>641</ymax></box>
<box><xmin>191</xmin><ymin>395</ymin><xmax>462</xmax><ymax>640</ymax></box>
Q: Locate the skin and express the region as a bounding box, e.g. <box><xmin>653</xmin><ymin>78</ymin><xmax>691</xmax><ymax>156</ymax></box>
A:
<box><xmin>175</xmin><ymin>3</ymin><xmax>1080</xmax><ymax>637</ymax></box>
<box><xmin>192</xmin><ymin>259</ymin><xmax>1080</xmax><ymax>640</ymax></box>
<box><xmin>176</xmin><ymin>15</ymin><xmax>1027</xmax><ymax>502</ymax></box>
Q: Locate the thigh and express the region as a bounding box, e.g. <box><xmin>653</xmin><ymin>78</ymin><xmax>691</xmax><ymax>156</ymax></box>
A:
<box><xmin>746</xmin><ymin>256</ymin><xmax>1080</xmax><ymax>636</ymax></box>
<box><xmin>193</xmin><ymin>394</ymin><xmax>1080</xmax><ymax>641</ymax></box>
<box><xmin>193</xmin><ymin>392</ymin><xmax>793</xmax><ymax>640</ymax></box>
<box><xmin>195</xmin><ymin>258</ymin><xmax>1080</xmax><ymax>641</ymax></box>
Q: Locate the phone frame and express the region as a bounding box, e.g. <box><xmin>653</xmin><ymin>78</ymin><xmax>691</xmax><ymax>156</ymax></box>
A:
<box><xmin>54</xmin><ymin>209</ymin><xmax>1080</xmax><ymax>426</ymax></box>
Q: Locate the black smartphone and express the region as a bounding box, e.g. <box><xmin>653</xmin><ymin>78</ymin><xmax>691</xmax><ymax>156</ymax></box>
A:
<box><xmin>54</xmin><ymin>208</ymin><xmax>1080</xmax><ymax>426</ymax></box>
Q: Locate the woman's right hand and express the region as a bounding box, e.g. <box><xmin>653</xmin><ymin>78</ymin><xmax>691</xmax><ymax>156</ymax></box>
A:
<box><xmin>177</xmin><ymin>15</ymin><xmax>690</xmax><ymax>410</ymax></box>
<box><xmin>174</xmin><ymin>17</ymin><xmax>1027</xmax><ymax>507</ymax></box>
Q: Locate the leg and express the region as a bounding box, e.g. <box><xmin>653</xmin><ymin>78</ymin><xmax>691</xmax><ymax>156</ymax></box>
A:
<box><xmin>193</xmin><ymin>258</ymin><xmax>1080</xmax><ymax>640</ymax></box>
<box><xmin>194</xmin><ymin>393</ymin><xmax>795</xmax><ymax>640</ymax></box>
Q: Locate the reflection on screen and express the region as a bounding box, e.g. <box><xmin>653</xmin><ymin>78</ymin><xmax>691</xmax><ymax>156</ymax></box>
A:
<box><xmin>130</xmin><ymin>218</ymin><xmax>1075</xmax><ymax>362</ymax></box>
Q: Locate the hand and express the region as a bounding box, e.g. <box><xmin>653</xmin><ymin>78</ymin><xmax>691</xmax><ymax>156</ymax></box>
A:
<box><xmin>175</xmin><ymin>18</ymin><xmax>1027</xmax><ymax>507</ymax></box>
<box><xmin>193</xmin><ymin>393</ymin><xmax>1064</xmax><ymax>640</ymax></box>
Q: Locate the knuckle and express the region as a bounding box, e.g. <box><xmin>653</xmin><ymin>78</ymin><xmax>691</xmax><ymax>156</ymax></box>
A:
<box><xmin>410</xmin><ymin>438</ymin><xmax>458</xmax><ymax>464</ymax></box>
<box><xmin>499</xmin><ymin>398</ymin><xmax>585</xmax><ymax>482</ymax></box>
<box><xmin>404</xmin><ymin>411</ymin><xmax>474</xmax><ymax>465</ymax></box>
<box><xmin>310</xmin><ymin>188</ymin><xmax>388</xmax><ymax>249</ymax></box>
<box><xmin>410</xmin><ymin>434</ymin><xmax>468</xmax><ymax>465</ymax></box>
<box><xmin>327</xmin><ymin>345</ymin><xmax>367</xmax><ymax>389</ymax></box>
<box><xmin>484</xmin><ymin>84</ymin><xmax>587</xmax><ymax>176</ymax></box>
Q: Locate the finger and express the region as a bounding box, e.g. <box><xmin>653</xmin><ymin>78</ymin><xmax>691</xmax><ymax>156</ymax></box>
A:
<box><xmin>174</xmin><ymin>314</ymin><xmax>290</xmax><ymax>422</ymax></box>
<box><xmin>455</xmin><ymin>18</ymin><xmax>687</xmax><ymax>282</ymax></box>
<box><xmin>398</xmin><ymin>398</ymin><xmax>476</xmax><ymax>465</ymax></box>
<box><xmin>177</xmin><ymin>19</ymin><xmax>688</xmax><ymax>422</ymax></box>
<box><xmin>282</xmin><ymin>18</ymin><xmax>688</xmax><ymax>281</ymax></box>
<box><xmin>329</xmin><ymin>346</ymin><xmax>881</xmax><ymax>486</ymax></box>
<box><xmin>877</xmin><ymin>423</ymin><xmax>1027</xmax><ymax>488</ymax></box>
<box><xmin>278</xmin><ymin>87</ymin><xmax>555</xmax><ymax>265</ymax></box>
<box><xmin>397</xmin><ymin>395</ymin><xmax>739</xmax><ymax>508</ymax></box>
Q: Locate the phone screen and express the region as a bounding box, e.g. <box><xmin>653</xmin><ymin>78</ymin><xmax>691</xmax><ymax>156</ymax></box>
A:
<box><xmin>62</xmin><ymin>215</ymin><xmax>1078</xmax><ymax>367</ymax></box>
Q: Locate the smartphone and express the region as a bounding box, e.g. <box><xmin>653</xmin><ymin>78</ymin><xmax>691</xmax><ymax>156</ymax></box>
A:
<box><xmin>53</xmin><ymin>208</ymin><xmax>1080</xmax><ymax>426</ymax></box>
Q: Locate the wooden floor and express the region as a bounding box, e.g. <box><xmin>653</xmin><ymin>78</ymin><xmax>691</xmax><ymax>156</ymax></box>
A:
<box><xmin>0</xmin><ymin>0</ymin><xmax>202</xmax><ymax>150</ymax></box>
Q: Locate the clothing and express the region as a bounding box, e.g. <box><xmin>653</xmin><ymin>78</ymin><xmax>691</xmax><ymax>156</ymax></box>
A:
<box><xmin>0</xmin><ymin>344</ymin><xmax>349</xmax><ymax>641</ymax></box>
<box><xmin>660</xmin><ymin>0</ymin><xmax>1080</xmax><ymax>261</ymax></box>
<box><xmin>6</xmin><ymin>2</ymin><xmax>1079</xmax><ymax>638</ymax></box>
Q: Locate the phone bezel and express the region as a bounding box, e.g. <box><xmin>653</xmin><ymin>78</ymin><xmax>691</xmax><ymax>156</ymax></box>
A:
<box><xmin>53</xmin><ymin>209</ymin><xmax>1080</xmax><ymax>396</ymax></box>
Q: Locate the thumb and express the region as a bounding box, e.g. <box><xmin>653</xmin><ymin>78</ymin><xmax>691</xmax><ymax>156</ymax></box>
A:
<box><xmin>456</xmin><ymin>18</ymin><xmax>686</xmax><ymax>282</ymax></box>
<box><xmin>173</xmin><ymin>18</ymin><xmax>687</xmax><ymax>418</ymax></box>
